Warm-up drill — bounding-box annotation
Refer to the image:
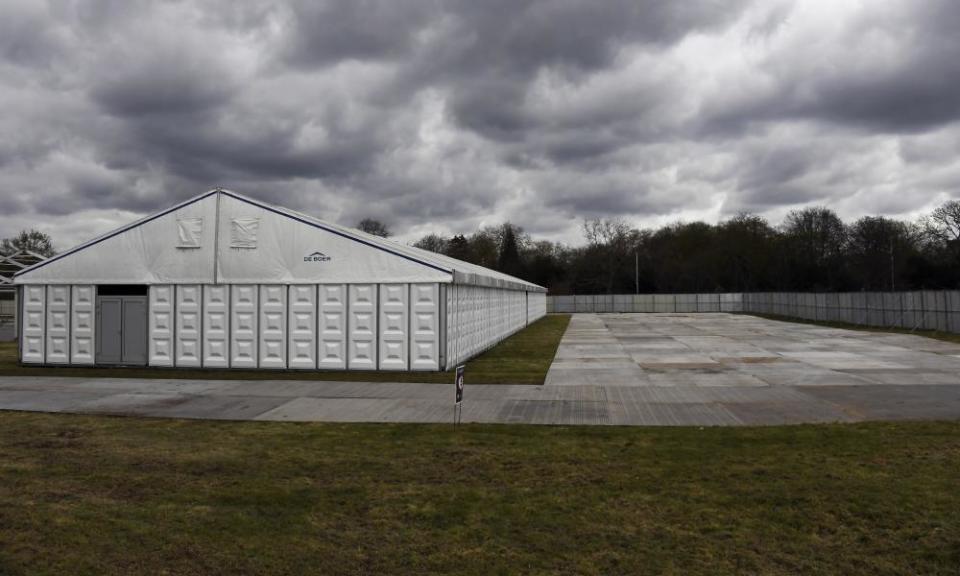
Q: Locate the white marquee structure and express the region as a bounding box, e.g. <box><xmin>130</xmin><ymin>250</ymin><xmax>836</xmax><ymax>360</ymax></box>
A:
<box><xmin>14</xmin><ymin>189</ymin><xmax>546</xmax><ymax>371</ymax></box>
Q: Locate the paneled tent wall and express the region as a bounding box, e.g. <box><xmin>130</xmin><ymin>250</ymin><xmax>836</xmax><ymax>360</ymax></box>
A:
<box><xmin>445</xmin><ymin>285</ymin><xmax>546</xmax><ymax>368</ymax></box>
<box><xmin>13</xmin><ymin>189</ymin><xmax>547</xmax><ymax>371</ymax></box>
<box><xmin>17</xmin><ymin>281</ymin><xmax>544</xmax><ymax>371</ymax></box>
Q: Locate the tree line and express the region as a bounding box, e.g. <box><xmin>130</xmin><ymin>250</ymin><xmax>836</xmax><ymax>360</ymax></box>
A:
<box><xmin>5</xmin><ymin>201</ymin><xmax>959</xmax><ymax>296</ymax></box>
<box><xmin>406</xmin><ymin>201</ymin><xmax>960</xmax><ymax>295</ymax></box>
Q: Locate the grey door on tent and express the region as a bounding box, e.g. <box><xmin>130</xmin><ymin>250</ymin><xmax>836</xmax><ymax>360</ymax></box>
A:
<box><xmin>97</xmin><ymin>296</ymin><xmax>123</xmax><ymax>364</ymax></box>
<box><xmin>121</xmin><ymin>297</ymin><xmax>147</xmax><ymax>364</ymax></box>
<box><xmin>96</xmin><ymin>295</ymin><xmax>147</xmax><ymax>365</ymax></box>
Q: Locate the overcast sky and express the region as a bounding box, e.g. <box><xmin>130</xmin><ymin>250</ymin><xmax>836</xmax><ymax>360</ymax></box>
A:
<box><xmin>2</xmin><ymin>0</ymin><xmax>960</xmax><ymax>249</ymax></box>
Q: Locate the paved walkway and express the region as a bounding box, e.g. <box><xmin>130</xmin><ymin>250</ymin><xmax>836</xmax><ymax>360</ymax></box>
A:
<box><xmin>0</xmin><ymin>313</ymin><xmax>958</xmax><ymax>426</ymax></box>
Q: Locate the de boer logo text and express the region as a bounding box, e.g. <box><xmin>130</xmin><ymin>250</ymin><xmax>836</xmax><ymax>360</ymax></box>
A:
<box><xmin>304</xmin><ymin>251</ymin><xmax>332</xmax><ymax>262</ymax></box>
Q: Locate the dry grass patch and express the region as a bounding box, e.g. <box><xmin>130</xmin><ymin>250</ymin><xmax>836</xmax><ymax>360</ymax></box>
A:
<box><xmin>0</xmin><ymin>412</ymin><xmax>957</xmax><ymax>575</ymax></box>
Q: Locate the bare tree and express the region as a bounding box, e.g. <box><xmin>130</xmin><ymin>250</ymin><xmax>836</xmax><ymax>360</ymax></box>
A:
<box><xmin>927</xmin><ymin>199</ymin><xmax>960</xmax><ymax>242</ymax></box>
<box><xmin>356</xmin><ymin>218</ymin><xmax>391</xmax><ymax>238</ymax></box>
<box><xmin>581</xmin><ymin>217</ymin><xmax>640</xmax><ymax>293</ymax></box>
<box><xmin>582</xmin><ymin>217</ymin><xmax>631</xmax><ymax>247</ymax></box>
<box><xmin>412</xmin><ymin>233</ymin><xmax>448</xmax><ymax>254</ymax></box>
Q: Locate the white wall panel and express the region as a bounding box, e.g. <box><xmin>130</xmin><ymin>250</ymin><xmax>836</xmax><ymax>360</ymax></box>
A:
<box><xmin>230</xmin><ymin>285</ymin><xmax>258</xmax><ymax>368</ymax></box>
<box><xmin>45</xmin><ymin>285</ymin><xmax>70</xmax><ymax>364</ymax></box>
<box><xmin>71</xmin><ymin>285</ymin><xmax>95</xmax><ymax>364</ymax></box>
<box><xmin>318</xmin><ymin>284</ymin><xmax>346</xmax><ymax>369</ymax></box>
<box><xmin>203</xmin><ymin>285</ymin><xmax>229</xmax><ymax>368</ymax></box>
<box><xmin>21</xmin><ymin>285</ymin><xmax>45</xmax><ymax>363</ymax></box>
<box><xmin>348</xmin><ymin>284</ymin><xmax>377</xmax><ymax>370</ymax></box>
<box><xmin>410</xmin><ymin>283</ymin><xmax>439</xmax><ymax>371</ymax></box>
<box><xmin>443</xmin><ymin>285</ymin><xmax>543</xmax><ymax>368</ymax></box>
<box><xmin>148</xmin><ymin>285</ymin><xmax>173</xmax><ymax>366</ymax></box>
<box><xmin>259</xmin><ymin>284</ymin><xmax>287</xmax><ymax>369</ymax></box>
<box><xmin>379</xmin><ymin>283</ymin><xmax>408</xmax><ymax>371</ymax></box>
<box><xmin>288</xmin><ymin>285</ymin><xmax>317</xmax><ymax>369</ymax></box>
<box><xmin>175</xmin><ymin>284</ymin><xmax>202</xmax><ymax>367</ymax></box>
<box><xmin>527</xmin><ymin>292</ymin><xmax>546</xmax><ymax>323</ymax></box>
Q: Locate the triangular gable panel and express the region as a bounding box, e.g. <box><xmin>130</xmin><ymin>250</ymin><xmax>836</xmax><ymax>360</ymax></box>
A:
<box><xmin>216</xmin><ymin>193</ymin><xmax>451</xmax><ymax>284</ymax></box>
<box><xmin>15</xmin><ymin>192</ymin><xmax>218</xmax><ymax>284</ymax></box>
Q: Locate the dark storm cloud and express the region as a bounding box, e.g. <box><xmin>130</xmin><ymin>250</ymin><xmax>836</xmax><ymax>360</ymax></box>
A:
<box><xmin>282</xmin><ymin>0</ymin><xmax>436</xmax><ymax>67</ymax></box>
<box><xmin>2</xmin><ymin>0</ymin><xmax>960</xmax><ymax>248</ymax></box>
<box><xmin>702</xmin><ymin>0</ymin><xmax>960</xmax><ymax>136</ymax></box>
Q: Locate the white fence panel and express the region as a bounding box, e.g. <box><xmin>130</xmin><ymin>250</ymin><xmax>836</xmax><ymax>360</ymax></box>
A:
<box><xmin>71</xmin><ymin>285</ymin><xmax>95</xmax><ymax>365</ymax></box>
<box><xmin>949</xmin><ymin>291</ymin><xmax>960</xmax><ymax>333</ymax></box>
<box><xmin>529</xmin><ymin>292</ymin><xmax>547</xmax><ymax>322</ymax></box>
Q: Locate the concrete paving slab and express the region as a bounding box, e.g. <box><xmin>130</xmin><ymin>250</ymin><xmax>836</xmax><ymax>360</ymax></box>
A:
<box><xmin>2</xmin><ymin>313</ymin><xmax>959</xmax><ymax>426</ymax></box>
<box><xmin>545</xmin><ymin>313</ymin><xmax>960</xmax><ymax>389</ymax></box>
<box><xmin>0</xmin><ymin>389</ymin><xmax>104</xmax><ymax>411</ymax></box>
<box><xmin>802</xmin><ymin>385</ymin><xmax>960</xmax><ymax>421</ymax></box>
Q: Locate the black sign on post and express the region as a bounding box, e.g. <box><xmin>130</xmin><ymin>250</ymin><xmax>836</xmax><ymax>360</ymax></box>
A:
<box><xmin>454</xmin><ymin>364</ymin><xmax>465</xmax><ymax>425</ymax></box>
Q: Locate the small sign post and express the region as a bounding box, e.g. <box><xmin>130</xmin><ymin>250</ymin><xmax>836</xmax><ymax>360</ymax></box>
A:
<box><xmin>453</xmin><ymin>364</ymin><xmax>465</xmax><ymax>426</ymax></box>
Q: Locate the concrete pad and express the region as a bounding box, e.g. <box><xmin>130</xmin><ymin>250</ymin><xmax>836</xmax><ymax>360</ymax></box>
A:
<box><xmin>0</xmin><ymin>389</ymin><xmax>104</xmax><ymax>411</ymax></box>
<box><xmin>2</xmin><ymin>312</ymin><xmax>960</xmax><ymax>427</ymax></box>
<box><xmin>803</xmin><ymin>385</ymin><xmax>960</xmax><ymax>421</ymax></box>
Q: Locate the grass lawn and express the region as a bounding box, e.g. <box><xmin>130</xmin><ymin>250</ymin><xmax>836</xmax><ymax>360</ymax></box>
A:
<box><xmin>745</xmin><ymin>313</ymin><xmax>960</xmax><ymax>345</ymax></box>
<box><xmin>0</xmin><ymin>314</ymin><xmax>570</xmax><ymax>385</ymax></box>
<box><xmin>0</xmin><ymin>413</ymin><xmax>957</xmax><ymax>575</ymax></box>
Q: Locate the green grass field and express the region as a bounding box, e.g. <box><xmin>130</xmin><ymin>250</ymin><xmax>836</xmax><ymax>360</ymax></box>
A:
<box><xmin>0</xmin><ymin>412</ymin><xmax>956</xmax><ymax>575</ymax></box>
<box><xmin>0</xmin><ymin>314</ymin><xmax>570</xmax><ymax>385</ymax></box>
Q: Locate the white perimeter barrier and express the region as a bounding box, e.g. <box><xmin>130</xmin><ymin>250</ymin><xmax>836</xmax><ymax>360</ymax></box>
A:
<box><xmin>547</xmin><ymin>291</ymin><xmax>960</xmax><ymax>334</ymax></box>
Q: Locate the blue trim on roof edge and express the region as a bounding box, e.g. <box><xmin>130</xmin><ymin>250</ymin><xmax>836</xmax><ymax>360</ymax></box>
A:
<box><xmin>221</xmin><ymin>190</ymin><xmax>452</xmax><ymax>275</ymax></box>
<box><xmin>14</xmin><ymin>190</ymin><xmax>219</xmax><ymax>278</ymax></box>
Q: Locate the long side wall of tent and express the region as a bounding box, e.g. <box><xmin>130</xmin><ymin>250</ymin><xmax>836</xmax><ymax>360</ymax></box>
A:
<box><xmin>19</xmin><ymin>283</ymin><xmax>547</xmax><ymax>371</ymax></box>
<box><xmin>444</xmin><ymin>286</ymin><xmax>547</xmax><ymax>368</ymax></box>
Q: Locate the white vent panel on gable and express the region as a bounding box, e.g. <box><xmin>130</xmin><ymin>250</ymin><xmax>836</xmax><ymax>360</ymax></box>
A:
<box><xmin>177</xmin><ymin>217</ymin><xmax>203</xmax><ymax>248</ymax></box>
<box><xmin>230</xmin><ymin>217</ymin><xmax>259</xmax><ymax>248</ymax></box>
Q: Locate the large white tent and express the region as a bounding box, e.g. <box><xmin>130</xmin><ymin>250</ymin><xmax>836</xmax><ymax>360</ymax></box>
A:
<box><xmin>14</xmin><ymin>189</ymin><xmax>547</xmax><ymax>371</ymax></box>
